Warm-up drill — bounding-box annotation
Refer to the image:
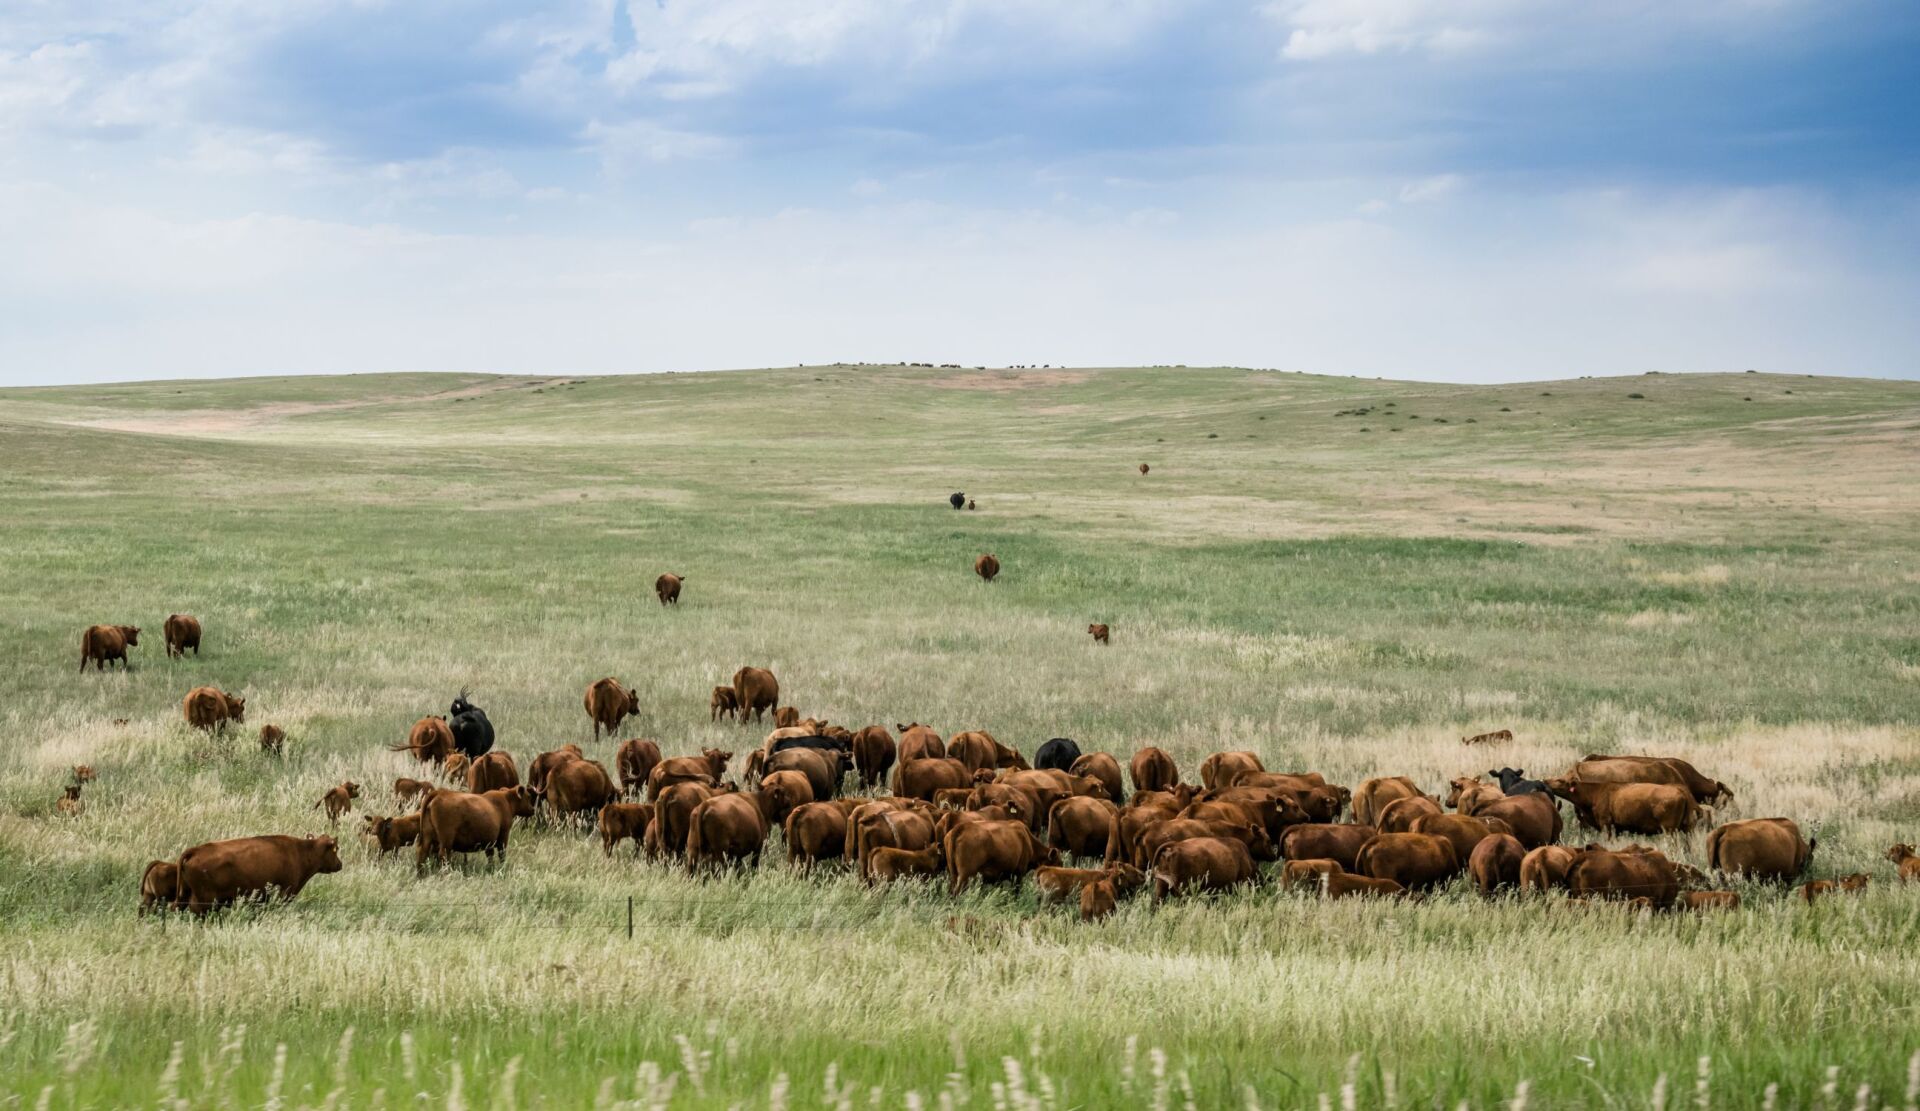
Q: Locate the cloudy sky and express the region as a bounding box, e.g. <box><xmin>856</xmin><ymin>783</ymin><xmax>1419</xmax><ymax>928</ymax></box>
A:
<box><xmin>4</xmin><ymin>0</ymin><xmax>1918</xmax><ymax>385</ymax></box>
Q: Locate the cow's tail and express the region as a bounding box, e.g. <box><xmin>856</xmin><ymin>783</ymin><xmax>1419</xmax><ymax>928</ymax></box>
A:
<box><xmin>1353</xmin><ymin>840</ymin><xmax>1377</xmax><ymax>879</ymax></box>
<box><xmin>78</xmin><ymin>630</ymin><xmax>89</xmax><ymax>672</ymax></box>
<box><xmin>684</xmin><ymin>809</ymin><xmax>706</xmax><ymax>874</ymax></box>
<box><xmin>1705</xmin><ymin>824</ymin><xmax>1726</xmax><ymax>871</ymax></box>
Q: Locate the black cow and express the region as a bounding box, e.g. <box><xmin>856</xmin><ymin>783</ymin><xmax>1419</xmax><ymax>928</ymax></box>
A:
<box><xmin>449</xmin><ymin>690</ymin><xmax>495</xmax><ymax>759</ymax></box>
<box><xmin>1490</xmin><ymin>767</ymin><xmax>1551</xmax><ymax>797</ymax></box>
<box><xmin>949</xmin><ymin>492</ymin><xmax>966</xmax><ymax>510</ymax></box>
<box><xmin>1034</xmin><ymin>737</ymin><xmax>1082</xmax><ymax>772</ymax></box>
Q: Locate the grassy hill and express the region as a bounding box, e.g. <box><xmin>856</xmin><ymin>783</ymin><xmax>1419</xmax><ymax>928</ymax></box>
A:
<box><xmin>2</xmin><ymin>365</ymin><xmax>1918</xmax><ymax>1108</ymax></box>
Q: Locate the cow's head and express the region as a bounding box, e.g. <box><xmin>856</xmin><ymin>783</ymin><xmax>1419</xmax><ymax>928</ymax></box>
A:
<box><xmin>226</xmin><ymin>695</ymin><xmax>247</xmax><ymax>722</ymax></box>
<box><xmin>510</xmin><ymin>785</ymin><xmax>539</xmax><ymax>816</ymax></box>
<box><xmin>1888</xmin><ymin>843</ymin><xmax>1916</xmax><ymax>864</ymax></box>
<box><xmin>120</xmin><ymin>625</ymin><xmax>141</xmax><ymax>644</ymax></box>
<box><xmin>311</xmin><ymin>835</ymin><xmax>344</xmax><ymax>872</ymax></box>
<box><xmin>1444</xmin><ymin>776</ymin><xmax>1480</xmax><ymax>809</ymax></box>
<box><xmin>701</xmin><ymin>748</ymin><xmax>733</xmax><ymax>776</ymax></box>
<box><xmin>1542</xmin><ymin>776</ymin><xmax>1577</xmax><ymax>801</ymax></box>
<box><xmin>1489</xmin><ymin>768</ymin><xmax>1525</xmax><ymax>789</ymax></box>
<box><xmin>343</xmin><ymin>781</ymin><xmax>360</xmax><ymax>798</ymax></box>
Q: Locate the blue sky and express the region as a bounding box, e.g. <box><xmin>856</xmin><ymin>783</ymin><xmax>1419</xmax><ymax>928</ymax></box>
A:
<box><xmin>3</xmin><ymin>0</ymin><xmax>1918</xmax><ymax>384</ymax></box>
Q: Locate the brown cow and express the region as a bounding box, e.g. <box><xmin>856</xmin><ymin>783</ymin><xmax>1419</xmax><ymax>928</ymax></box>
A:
<box><xmin>975</xmin><ymin>553</ymin><xmax>1000</xmax><ymax>582</ymax></box>
<box><xmin>615</xmin><ymin>738</ymin><xmax>662</xmax><ymax>797</ymax></box>
<box><xmin>1281</xmin><ymin>858</ymin><xmax>1344</xmax><ymax>889</ymax></box>
<box><xmin>1129</xmin><ymin>747</ymin><xmax>1179</xmax><ymax>794</ymax></box>
<box><xmin>467</xmin><ymin>752</ymin><xmax>520</xmax><ymax>793</ymax></box>
<box><xmin>1355</xmin><ymin>832</ymin><xmax>1460</xmax><ymax>890</ymax></box>
<box><xmin>1325</xmin><ymin>872</ymin><xmax>1406</xmax><ymax>899</ymax></box>
<box><xmin>1461</xmin><ymin>729</ymin><xmax>1513</xmax><ymax>746</ymax></box>
<box><xmin>945</xmin><ymin>818</ymin><xmax>1054</xmax><ymax>895</ymax></box>
<box><xmin>949</xmin><ymin>731</ymin><xmax>1028</xmax><ymax>774</ymax></box>
<box><xmin>597</xmin><ymin>802</ymin><xmax>655</xmax><ymax>856</ymax></box>
<box><xmin>1566</xmin><ymin>847</ymin><xmax>1680</xmax><ymax>908</ymax></box>
<box><xmin>395</xmin><ymin>716</ymin><xmax>454</xmax><ymax>763</ymax></box>
<box><xmin>1280</xmin><ymin>824</ymin><xmax>1378</xmax><ymax>872</ymax></box>
<box><xmin>79</xmin><ymin>624</ymin><xmax>140</xmax><ymax>672</ymax></box>
<box><xmin>1465</xmin><ymin>792</ymin><xmax>1562</xmax><ymax>850</ymax></box>
<box><xmin>1519</xmin><ymin>845</ymin><xmax>1578</xmax><ymax>892</ymax></box>
<box><xmin>182</xmin><ymin>686</ymin><xmax>245</xmax><ymax>732</ymax></box>
<box><xmin>655</xmin><ymin>573</ymin><xmax>683</xmax><ymax>606</ymax></box>
<box><xmin>440</xmin><ymin>752</ymin><xmax>469</xmax><ymax>783</ymax></box>
<box><xmin>361</xmin><ymin>812</ymin><xmax>423</xmax><ymax>855</ymax></box>
<box><xmin>1800</xmin><ymin>873</ymin><xmax>1869</xmax><ymax>902</ymax></box>
<box><xmin>1574</xmin><ymin>754</ymin><xmax>1731</xmax><ymax>805</ymax></box>
<box><xmin>709</xmin><ymin>686</ymin><xmax>740</xmax><ymax>723</ymax></box>
<box><xmin>852</xmin><ymin>725</ymin><xmax>896</xmax><ymax>791</ymax></box>
<box><xmin>1139</xmin><ymin>817</ymin><xmax>1273</xmax><ymax>867</ymax></box>
<box><xmin>1411</xmin><ymin>813</ymin><xmax>1510</xmax><ymax>864</ymax></box>
<box><xmin>1377</xmin><ymin>795</ymin><xmax>1444</xmax><ymax>833</ymax></box>
<box><xmin>139</xmin><ymin>860</ymin><xmax>178</xmax><ymax>916</ymax></box>
<box><xmin>648</xmin><ymin>749</ymin><xmax>732</xmax><ymax>799</ymax></box>
<box><xmin>1035</xmin><ymin>863</ymin><xmax>1145</xmax><ymax>904</ymax></box>
<box><xmin>654</xmin><ymin>782</ymin><xmax>718</xmax><ymax>857</ymax></box>
<box><xmin>1707</xmin><ymin>818</ymin><xmax>1815</xmax><ymax>881</ymax></box>
<box><xmin>758</xmin><ymin>770</ymin><xmax>815</xmax><ymax>824</ymax></box>
<box><xmin>1352</xmin><ymin>777</ymin><xmax>1425</xmax><ymax>827</ymax></box>
<box><xmin>896</xmin><ymin>757</ymin><xmax>974</xmax><ymax>801</ymax></box>
<box><xmin>258</xmin><ymin>724</ymin><xmax>286</xmax><ymax>756</ymax></box>
<box><xmin>542</xmin><ymin>758</ymin><xmax>619</xmax><ymax>824</ymax></box>
<box><xmin>174</xmin><ymin>835</ymin><xmax>343</xmax><ymax>915</ymax></box>
<box><xmin>854</xmin><ymin>804</ymin><xmax>941</xmax><ymax>881</ymax></box>
<box><xmin>732</xmin><ymin>667</ymin><xmax>780</xmax><ymax>724</ymax></box>
<box><xmin>1187</xmin><ymin>789</ymin><xmax>1307</xmax><ymax>845</ymax></box>
<box><xmin>1888</xmin><ymin>844</ymin><xmax>1920</xmax><ymax>883</ymax></box>
<box><xmin>1199</xmin><ymin>751</ymin><xmax>1265</xmax><ymax>790</ymax></box>
<box><xmin>1069</xmin><ymin>752</ymin><xmax>1124</xmax><ymax>802</ymax></box>
<box><xmin>1088</xmin><ymin>623</ymin><xmax>1110</xmax><ymax>645</ymax></box>
<box><xmin>1469</xmin><ymin>833</ymin><xmax>1525</xmax><ymax>895</ymax></box>
<box><xmin>785</xmin><ymin>802</ymin><xmax>852</xmax><ymax>869</ymax></box>
<box><xmin>774</xmin><ymin>706</ymin><xmax>800</xmax><ymax>728</ymax></box>
<box><xmin>163</xmin><ymin>614</ymin><xmax>202</xmax><ymax>659</ymax></box>
<box><xmin>1553</xmin><ymin>780</ymin><xmax>1703</xmax><ymax>836</ymax></box>
<box><xmin>1080</xmin><ymin>876</ymin><xmax>1119</xmax><ymax>921</ymax></box>
<box><xmin>1682</xmin><ymin>890</ymin><xmax>1741</xmax><ymax>910</ymax></box>
<box><xmin>1151</xmin><ymin>836</ymin><xmax>1257</xmax><ymax>901</ymax></box>
<box><xmin>896</xmin><ymin>723</ymin><xmax>946</xmax><ymax>764</ymax></box>
<box><xmin>313</xmin><ymin>781</ymin><xmax>360</xmax><ymax>824</ymax></box>
<box><xmin>1048</xmin><ymin>797</ymin><xmax>1119</xmax><ymax>860</ymax></box>
<box><xmin>1445</xmin><ymin>776</ymin><xmax>1504</xmax><ymax>813</ymax></box>
<box><xmin>393</xmin><ymin>778</ymin><xmax>433</xmax><ymax>807</ymax></box>
<box><xmin>583</xmin><ymin>678</ymin><xmax>640</xmax><ymax>741</ymax></box>
<box><xmin>869</xmin><ymin>844</ymin><xmax>945</xmax><ymax>883</ymax></box>
<box><xmin>416</xmin><ymin>786</ymin><xmax>537</xmax><ymax>870</ymax></box>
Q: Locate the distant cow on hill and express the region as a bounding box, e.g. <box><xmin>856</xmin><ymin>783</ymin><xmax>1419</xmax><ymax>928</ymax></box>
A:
<box><xmin>163</xmin><ymin>614</ymin><xmax>202</xmax><ymax>658</ymax></box>
<box><xmin>79</xmin><ymin>625</ymin><xmax>140</xmax><ymax>672</ymax></box>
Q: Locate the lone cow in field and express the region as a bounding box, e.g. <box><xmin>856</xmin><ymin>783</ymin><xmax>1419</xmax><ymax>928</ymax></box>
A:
<box><xmin>182</xmin><ymin>686</ymin><xmax>245</xmax><ymax>732</ymax></box>
<box><xmin>584</xmin><ymin>677</ymin><xmax>640</xmax><ymax>740</ymax></box>
<box><xmin>163</xmin><ymin>614</ymin><xmax>202</xmax><ymax>659</ymax></box>
<box><xmin>975</xmin><ymin>554</ymin><xmax>1000</xmax><ymax>582</ymax></box>
<box><xmin>79</xmin><ymin>625</ymin><xmax>139</xmax><ymax>672</ymax></box>
<box><xmin>655</xmin><ymin>573</ymin><xmax>683</xmax><ymax>606</ymax></box>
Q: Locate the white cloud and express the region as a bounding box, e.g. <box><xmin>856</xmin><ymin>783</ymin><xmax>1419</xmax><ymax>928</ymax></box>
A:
<box><xmin>1398</xmin><ymin>173</ymin><xmax>1463</xmax><ymax>203</ymax></box>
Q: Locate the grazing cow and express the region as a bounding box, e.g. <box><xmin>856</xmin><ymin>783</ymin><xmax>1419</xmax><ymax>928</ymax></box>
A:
<box><xmin>584</xmin><ymin>678</ymin><xmax>640</xmax><ymax>741</ymax></box>
<box><xmin>615</xmin><ymin>738</ymin><xmax>663</xmax><ymax>797</ymax></box>
<box><xmin>1080</xmin><ymin>876</ymin><xmax>1119</xmax><ymax>921</ymax></box>
<box><xmin>258</xmin><ymin>725</ymin><xmax>286</xmax><ymax>756</ymax></box>
<box><xmin>1682</xmin><ymin>890</ymin><xmax>1741</xmax><ymax>910</ymax></box>
<box><xmin>1800</xmin><ymin>874</ymin><xmax>1869</xmax><ymax>902</ymax></box>
<box><xmin>79</xmin><ymin>625</ymin><xmax>140</xmax><ymax>672</ymax></box>
<box><xmin>467</xmin><ymin>752</ymin><xmax>521</xmax><ymax>793</ymax></box>
<box><xmin>394</xmin><ymin>716</ymin><xmax>455</xmax><ymax>764</ymax></box>
<box><xmin>1233</xmin><ymin>773</ymin><xmax>1348</xmax><ymax>822</ymax></box>
<box><xmin>950</xmin><ymin>492</ymin><xmax>966</xmax><ymax>509</ymax></box>
<box><xmin>1706</xmin><ymin>818</ymin><xmax>1815</xmax><ymax>881</ymax></box>
<box><xmin>362</xmin><ymin>812</ymin><xmax>424</xmax><ymax>855</ymax></box>
<box><xmin>774</xmin><ymin>706</ymin><xmax>800</xmax><ymax>729</ymax></box>
<box><xmin>1034</xmin><ymin>737</ymin><xmax>1082</xmax><ymax>772</ymax></box>
<box><xmin>1888</xmin><ymin>844</ymin><xmax>1920</xmax><ymax>883</ymax></box>
<box><xmin>1461</xmin><ymin>729</ymin><xmax>1513</xmax><ymax>746</ymax></box>
<box><xmin>1566</xmin><ymin>847</ymin><xmax>1680</xmax><ymax>908</ymax></box>
<box><xmin>1352</xmin><ymin>777</ymin><xmax>1425</xmax><ymax>827</ymax></box>
<box><xmin>1572</xmin><ymin>755</ymin><xmax>1731</xmax><ymax>806</ymax></box>
<box><xmin>1129</xmin><ymin>747</ymin><xmax>1179</xmax><ymax>794</ymax></box>
<box><xmin>709</xmin><ymin>687</ymin><xmax>740</xmax><ymax>723</ymax></box>
<box><xmin>1199</xmin><ymin>752</ymin><xmax>1265</xmax><ymax>791</ymax></box>
<box><xmin>852</xmin><ymin>726</ymin><xmax>896</xmax><ymax>791</ymax></box>
<box><xmin>174</xmin><ymin>835</ymin><xmax>343</xmax><ymax>915</ymax></box>
<box><xmin>1325</xmin><ymin>873</ymin><xmax>1406</xmax><ymax>899</ymax></box>
<box><xmin>597</xmin><ymin>802</ymin><xmax>655</xmax><ymax>856</ymax></box>
<box><xmin>654</xmin><ymin>782</ymin><xmax>719</xmax><ymax>858</ymax></box>
<box><xmin>1048</xmin><ymin>797</ymin><xmax>1119</xmax><ymax>860</ymax></box>
<box><xmin>648</xmin><ymin>749</ymin><xmax>732</xmax><ymax>799</ymax></box>
<box><xmin>896</xmin><ymin>757</ymin><xmax>974</xmax><ymax>801</ymax></box>
<box><xmin>1088</xmin><ymin>624</ymin><xmax>1110</xmax><ymax>646</ymax></box>
<box><xmin>1469</xmin><ymin>833</ymin><xmax>1526</xmax><ymax>895</ymax></box>
<box><xmin>763</xmin><ymin>747</ymin><xmax>846</xmax><ymax>801</ymax></box>
<box><xmin>1377</xmin><ymin>796</ymin><xmax>1443</xmax><ymax>834</ymax></box>
<box><xmin>139</xmin><ymin>860</ymin><xmax>179</xmax><ymax>916</ymax></box>
<box><xmin>949</xmin><ymin>731</ymin><xmax>1027</xmax><ymax>774</ymax></box>
<box><xmin>1188</xmin><ymin>788</ymin><xmax>1307</xmax><ymax>845</ymax></box>
<box><xmin>1489</xmin><ymin>768</ymin><xmax>1551</xmax><ymax>797</ymax></box>
<box><xmin>758</xmin><ymin>770</ymin><xmax>815</xmax><ymax>824</ymax></box>
<box><xmin>1036</xmin><ymin>863</ymin><xmax>1144</xmax><ymax>904</ymax></box>
<box><xmin>945</xmin><ymin>819</ymin><xmax>1055</xmax><ymax>896</ymax></box>
<box><xmin>1411</xmin><ymin>813</ymin><xmax>1509</xmax><ymax>864</ymax></box>
<box><xmin>654</xmin><ymin>573</ymin><xmax>683</xmax><ymax>606</ymax></box>
<box><xmin>853</xmin><ymin>804</ymin><xmax>941</xmax><ymax>881</ymax></box>
<box><xmin>1138</xmin><ymin>817</ymin><xmax>1273</xmax><ymax>867</ymax></box>
<box><xmin>542</xmin><ymin>759</ymin><xmax>619</xmax><ymax>824</ymax></box>
<box><xmin>313</xmin><ymin>781</ymin><xmax>360</xmax><ymax>824</ymax></box>
<box><xmin>447</xmin><ymin>692</ymin><xmax>494</xmax><ymax>759</ymax></box>
<box><xmin>1519</xmin><ymin>845</ymin><xmax>1578</xmax><ymax>892</ymax></box>
<box><xmin>1355</xmin><ymin>832</ymin><xmax>1460</xmax><ymax>890</ymax></box>
<box><xmin>1280</xmin><ymin>824</ymin><xmax>1378</xmax><ymax>873</ymax></box>
<box><xmin>732</xmin><ymin>667</ymin><xmax>780</xmax><ymax>724</ymax></box>
<box><xmin>896</xmin><ymin>723</ymin><xmax>946</xmax><ymax>764</ymax></box>
<box><xmin>785</xmin><ymin>802</ymin><xmax>852</xmax><ymax>869</ymax></box>
<box><xmin>1551</xmin><ymin>780</ymin><xmax>1704</xmax><ymax>836</ymax></box>
<box><xmin>869</xmin><ymin>844</ymin><xmax>945</xmax><ymax>883</ymax></box>
<box><xmin>182</xmin><ymin>686</ymin><xmax>246</xmax><ymax>732</ymax></box>
<box><xmin>417</xmin><ymin>787</ymin><xmax>537</xmax><ymax>870</ymax></box>
<box><xmin>1151</xmin><ymin>837</ymin><xmax>1257</xmax><ymax>902</ymax></box>
<box><xmin>1281</xmin><ymin>859</ymin><xmax>1344</xmax><ymax>889</ymax></box>
<box><xmin>163</xmin><ymin>614</ymin><xmax>202</xmax><ymax>659</ymax></box>
<box><xmin>974</xmin><ymin>553</ymin><xmax>1000</xmax><ymax>583</ymax></box>
<box><xmin>1069</xmin><ymin>752</ymin><xmax>1124</xmax><ymax>802</ymax></box>
<box><xmin>1464</xmin><ymin>792</ymin><xmax>1562</xmax><ymax>850</ymax></box>
<box><xmin>1445</xmin><ymin>776</ymin><xmax>1504</xmax><ymax>813</ymax></box>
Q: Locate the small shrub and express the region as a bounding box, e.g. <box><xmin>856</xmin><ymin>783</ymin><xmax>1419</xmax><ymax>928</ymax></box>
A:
<box><xmin>1628</xmin><ymin>393</ymin><xmax>1645</xmax><ymax>399</ymax></box>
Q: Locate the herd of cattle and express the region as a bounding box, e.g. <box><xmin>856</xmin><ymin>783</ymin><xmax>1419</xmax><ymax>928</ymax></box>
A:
<box><xmin>122</xmin><ymin>664</ymin><xmax>1920</xmax><ymax>920</ymax></box>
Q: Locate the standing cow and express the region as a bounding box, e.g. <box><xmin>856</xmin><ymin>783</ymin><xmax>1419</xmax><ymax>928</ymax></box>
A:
<box><xmin>182</xmin><ymin>686</ymin><xmax>246</xmax><ymax>732</ymax></box>
<box><xmin>655</xmin><ymin>574</ymin><xmax>684</xmax><ymax>606</ymax></box>
<box><xmin>584</xmin><ymin>677</ymin><xmax>640</xmax><ymax>740</ymax></box>
<box><xmin>448</xmin><ymin>691</ymin><xmax>494</xmax><ymax>758</ymax></box>
<box><xmin>173</xmin><ymin>834</ymin><xmax>343</xmax><ymax>915</ymax></box>
<box><xmin>163</xmin><ymin>614</ymin><xmax>202</xmax><ymax>659</ymax></box>
<box><xmin>79</xmin><ymin>625</ymin><xmax>140</xmax><ymax>672</ymax></box>
<box><xmin>975</xmin><ymin>554</ymin><xmax>1000</xmax><ymax>583</ymax></box>
<box><xmin>732</xmin><ymin>667</ymin><xmax>780</xmax><ymax>724</ymax></box>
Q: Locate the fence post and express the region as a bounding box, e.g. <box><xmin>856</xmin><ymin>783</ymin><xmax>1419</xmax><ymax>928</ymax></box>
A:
<box><xmin>627</xmin><ymin>895</ymin><xmax>634</xmax><ymax>939</ymax></box>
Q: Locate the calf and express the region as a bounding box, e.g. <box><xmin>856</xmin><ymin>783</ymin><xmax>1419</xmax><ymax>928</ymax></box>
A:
<box><xmin>313</xmin><ymin>781</ymin><xmax>360</xmax><ymax>824</ymax></box>
<box><xmin>139</xmin><ymin>860</ymin><xmax>179</xmax><ymax>916</ymax></box>
<box><xmin>709</xmin><ymin>686</ymin><xmax>740</xmax><ymax>723</ymax></box>
<box><xmin>1461</xmin><ymin>729</ymin><xmax>1513</xmax><ymax>746</ymax></box>
<box><xmin>361</xmin><ymin>812</ymin><xmax>422</xmax><ymax>855</ymax></box>
<box><xmin>57</xmin><ymin>785</ymin><xmax>84</xmax><ymax>816</ymax></box>
<box><xmin>1281</xmin><ymin>858</ymin><xmax>1344</xmax><ymax>889</ymax></box>
<box><xmin>598</xmin><ymin>802</ymin><xmax>655</xmax><ymax>856</ymax></box>
<box><xmin>975</xmin><ymin>553</ymin><xmax>1000</xmax><ymax>582</ymax></box>
<box><xmin>1682</xmin><ymin>890</ymin><xmax>1740</xmax><ymax>910</ymax></box>
<box><xmin>1800</xmin><ymin>873</ymin><xmax>1869</xmax><ymax>902</ymax></box>
<box><xmin>258</xmin><ymin>724</ymin><xmax>286</xmax><ymax>755</ymax></box>
<box><xmin>79</xmin><ymin>624</ymin><xmax>140</xmax><ymax>672</ymax></box>
<box><xmin>1087</xmin><ymin>623</ymin><xmax>1110</xmax><ymax>646</ymax></box>
<box><xmin>1080</xmin><ymin>876</ymin><xmax>1119</xmax><ymax>921</ymax></box>
<box><xmin>393</xmin><ymin>778</ymin><xmax>433</xmax><ymax>808</ymax></box>
<box><xmin>1035</xmin><ymin>863</ymin><xmax>1145</xmax><ymax>904</ymax></box>
<box><xmin>1888</xmin><ymin>844</ymin><xmax>1920</xmax><ymax>883</ymax></box>
<box><xmin>869</xmin><ymin>844</ymin><xmax>944</xmax><ymax>883</ymax></box>
<box><xmin>1324</xmin><ymin>872</ymin><xmax>1406</xmax><ymax>899</ymax></box>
